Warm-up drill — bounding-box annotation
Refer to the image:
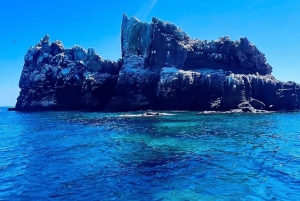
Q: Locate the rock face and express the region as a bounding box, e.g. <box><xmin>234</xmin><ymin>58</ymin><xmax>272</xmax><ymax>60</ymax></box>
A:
<box><xmin>14</xmin><ymin>15</ymin><xmax>300</xmax><ymax>112</ymax></box>
<box><xmin>16</xmin><ymin>35</ymin><xmax>122</xmax><ymax>110</ymax></box>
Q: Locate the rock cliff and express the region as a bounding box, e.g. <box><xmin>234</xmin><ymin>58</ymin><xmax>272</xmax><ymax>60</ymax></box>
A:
<box><xmin>13</xmin><ymin>14</ymin><xmax>300</xmax><ymax>112</ymax></box>
<box><xmin>16</xmin><ymin>35</ymin><xmax>122</xmax><ymax>110</ymax></box>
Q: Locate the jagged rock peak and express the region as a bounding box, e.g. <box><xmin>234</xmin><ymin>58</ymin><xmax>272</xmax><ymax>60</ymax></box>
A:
<box><xmin>41</xmin><ymin>34</ymin><xmax>50</xmax><ymax>43</ymax></box>
<box><xmin>121</xmin><ymin>14</ymin><xmax>151</xmax><ymax>59</ymax></box>
<box><xmin>121</xmin><ymin>15</ymin><xmax>273</xmax><ymax>75</ymax></box>
<box><xmin>122</xmin><ymin>13</ymin><xmax>142</xmax><ymax>23</ymax></box>
<box><xmin>151</xmin><ymin>16</ymin><xmax>189</xmax><ymax>41</ymax></box>
<box><xmin>15</xmin><ymin>34</ymin><xmax>122</xmax><ymax>111</ymax></box>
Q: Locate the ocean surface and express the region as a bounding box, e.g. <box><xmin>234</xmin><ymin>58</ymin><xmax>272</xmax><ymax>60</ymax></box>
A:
<box><xmin>1</xmin><ymin>107</ymin><xmax>300</xmax><ymax>201</ymax></box>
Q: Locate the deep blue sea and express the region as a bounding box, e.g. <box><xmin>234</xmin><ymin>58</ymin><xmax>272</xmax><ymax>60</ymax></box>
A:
<box><xmin>1</xmin><ymin>107</ymin><xmax>300</xmax><ymax>200</ymax></box>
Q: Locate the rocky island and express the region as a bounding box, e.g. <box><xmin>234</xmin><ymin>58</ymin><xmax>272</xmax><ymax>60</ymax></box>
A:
<box><xmin>11</xmin><ymin>14</ymin><xmax>300</xmax><ymax>112</ymax></box>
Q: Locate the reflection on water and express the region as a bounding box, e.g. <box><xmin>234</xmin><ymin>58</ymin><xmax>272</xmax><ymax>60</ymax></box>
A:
<box><xmin>1</xmin><ymin>108</ymin><xmax>300</xmax><ymax>200</ymax></box>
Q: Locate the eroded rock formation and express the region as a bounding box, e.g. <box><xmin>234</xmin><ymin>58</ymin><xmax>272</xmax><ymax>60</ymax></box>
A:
<box><xmin>16</xmin><ymin>35</ymin><xmax>122</xmax><ymax>110</ymax></box>
<box><xmin>13</xmin><ymin>14</ymin><xmax>300</xmax><ymax>112</ymax></box>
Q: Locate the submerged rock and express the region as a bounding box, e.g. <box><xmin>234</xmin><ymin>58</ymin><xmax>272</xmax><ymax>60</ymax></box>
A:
<box><xmin>12</xmin><ymin>15</ymin><xmax>300</xmax><ymax>112</ymax></box>
<box><xmin>144</xmin><ymin>112</ymin><xmax>160</xmax><ymax>116</ymax></box>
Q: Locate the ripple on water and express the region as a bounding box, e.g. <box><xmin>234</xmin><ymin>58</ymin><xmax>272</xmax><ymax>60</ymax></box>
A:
<box><xmin>1</xmin><ymin>109</ymin><xmax>300</xmax><ymax>200</ymax></box>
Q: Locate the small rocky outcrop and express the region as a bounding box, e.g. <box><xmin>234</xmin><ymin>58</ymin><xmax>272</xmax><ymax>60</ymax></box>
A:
<box><xmin>13</xmin><ymin>15</ymin><xmax>300</xmax><ymax>112</ymax></box>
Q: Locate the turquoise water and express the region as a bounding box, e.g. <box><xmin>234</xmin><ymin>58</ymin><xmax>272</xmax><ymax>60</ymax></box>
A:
<box><xmin>1</xmin><ymin>107</ymin><xmax>300</xmax><ymax>200</ymax></box>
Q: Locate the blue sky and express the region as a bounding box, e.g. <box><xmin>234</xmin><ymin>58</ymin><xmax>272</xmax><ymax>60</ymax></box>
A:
<box><xmin>0</xmin><ymin>0</ymin><xmax>299</xmax><ymax>106</ymax></box>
